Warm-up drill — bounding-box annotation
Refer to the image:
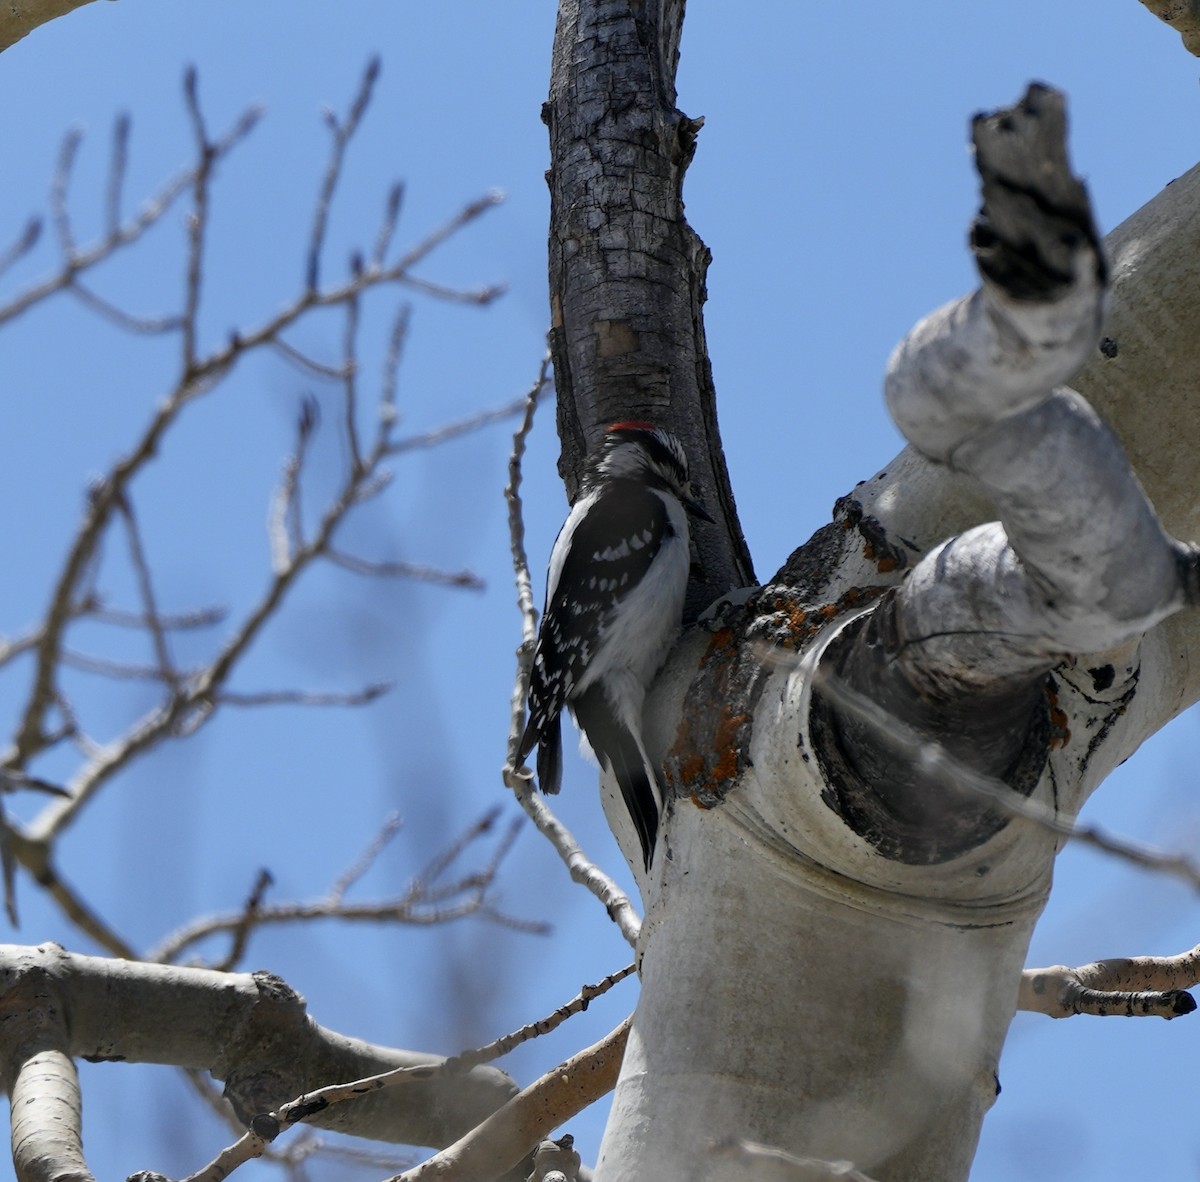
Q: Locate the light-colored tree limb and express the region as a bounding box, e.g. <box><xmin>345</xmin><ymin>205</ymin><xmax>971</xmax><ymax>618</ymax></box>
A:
<box><xmin>393</xmin><ymin>1017</ymin><xmax>631</xmax><ymax>1182</ymax></box>
<box><xmin>882</xmin><ymin>85</ymin><xmax>1187</xmax><ymax>672</ymax></box>
<box><xmin>2</xmin><ymin>963</ymin><xmax>91</xmax><ymax>1182</ymax></box>
<box><xmin>1021</xmin><ymin>944</ymin><xmax>1200</xmax><ymax>1018</ymax></box>
<box><xmin>0</xmin><ymin>944</ymin><xmax>517</xmax><ymax>1152</ymax></box>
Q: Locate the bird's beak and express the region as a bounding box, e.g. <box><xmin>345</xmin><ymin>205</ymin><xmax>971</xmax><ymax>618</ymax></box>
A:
<box><xmin>684</xmin><ymin>483</ymin><xmax>715</xmax><ymax>524</ymax></box>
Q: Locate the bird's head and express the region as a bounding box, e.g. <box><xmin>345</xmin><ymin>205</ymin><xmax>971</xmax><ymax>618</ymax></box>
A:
<box><xmin>590</xmin><ymin>421</ymin><xmax>714</xmax><ymax>522</ymax></box>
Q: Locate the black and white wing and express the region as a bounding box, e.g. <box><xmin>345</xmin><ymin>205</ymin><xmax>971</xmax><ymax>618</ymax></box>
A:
<box><xmin>517</xmin><ymin>478</ymin><xmax>672</xmax><ymax>796</ymax></box>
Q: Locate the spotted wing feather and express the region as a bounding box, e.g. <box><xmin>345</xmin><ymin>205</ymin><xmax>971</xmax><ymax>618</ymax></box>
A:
<box><xmin>517</xmin><ymin>479</ymin><xmax>671</xmax><ymax>793</ymax></box>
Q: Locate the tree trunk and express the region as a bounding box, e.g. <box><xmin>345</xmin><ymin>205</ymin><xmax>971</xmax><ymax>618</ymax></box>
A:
<box><xmin>546</xmin><ymin>3</ymin><xmax>1200</xmax><ymax>1180</ymax></box>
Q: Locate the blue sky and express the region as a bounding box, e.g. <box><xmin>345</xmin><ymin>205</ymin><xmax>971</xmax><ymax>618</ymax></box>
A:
<box><xmin>1</xmin><ymin>2</ymin><xmax>1198</xmax><ymax>1179</ymax></box>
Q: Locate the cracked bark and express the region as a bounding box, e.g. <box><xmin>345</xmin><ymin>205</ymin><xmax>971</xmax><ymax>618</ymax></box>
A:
<box><xmin>544</xmin><ymin>0</ymin><xmax>753</xmax><ymax>618</ymax></box>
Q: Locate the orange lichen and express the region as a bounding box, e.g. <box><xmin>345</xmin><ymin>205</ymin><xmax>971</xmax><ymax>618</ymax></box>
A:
<box><xmin>709</xmin><ymin>705</ymin><xmax>751</xmax><ymax>783</ymax></box>
<box><xmin>1045</xmin><ymin>683</ymin><xmax>1071</xmax><ymax>748</ymax></box>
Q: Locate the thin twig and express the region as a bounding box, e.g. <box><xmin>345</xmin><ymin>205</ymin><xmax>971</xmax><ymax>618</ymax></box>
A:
<box><xmin>379</xmin><ymin>303</ymin><xmax>411</xmax><ymax>426</ymax></box>
<box><xmin>86</xmin><ymin>602</ymin><xmax>226</xmax><ymax>631</ymax></box>
<box><xmin>330</xmin><ymin>813</ymin><xmax>402</xmax><ymax>904</ymax></box>
<box><xmin>3</xmin><ymin>826</ymin><xmax>138</xmax><ymax>956</ymax></box>
<box><xmin>0</xmin><ymin>770</ymin><xmax>69</xmax><ymax>798</ymax></box>
<box><xmin>0</xmin><ymin>627</ymin><xmax>45</xmax><ymax>669</ymax></box>
<box><xmin>307</xmin><ymin>56</ymin><xmax>381</xmax><ymax>292</ymax></box>
<box><xmin>105</xmin><ymin>112</ymin><xmax>131</xmax><ymax>239</ymax></box>
<box><xmin>396</xmin><ymin>273</ymin><xmax>507</xmax><ymax>305</ymax></box>
<box><xmin>59</xmin><ymin>649</ymin><xmax>189</xmax><ymax>682</ymax></box>
<box><xmin>69</xmin><ymin>279</ymin><xmax>183</xmax><ymax>333</ymax></box>
<box><xmin>50</xmin><ymin>127</ymin><xmax>82</xmax><ymax>259</ymax></box>
<box><xmin>342</xmin><ymin>283</ymin><xmax>364</xmax><ymax>474</ymax></box>
<box><xmin>217</xmin><ymin>684</ymin><xmax>391</xmax><ymax>708</ymax></box>
<box><xmin>0</xmin><ymin>217</ymin><xmax>41</xmax><ymax>279</ymax></box>
<box><xmin>211</xmin><ymin>869</ymin><xmax>274</xmax><ymax>972</ymax></box>
<box><xmin>115</xmin><ymin>493</ymin><xmax>178</xmax><ymax>692</ymax></box>
<box><xmin>385</xmin><ymin>394</ymin><xmax>532</xmax><ymax>457</ymax></box>
<box><xmin>388</xmin><ymin>190</ymin><xmax>504</xmax><ymax>277</ymax></box>
<box><xmin>327</xmin><ymin>549</ymin><xmax>484</xmax><ymax>589</ymax></box>
<box><xmin>506</xmin><ymin>768</ymin><xmax>642</xmax><ymax>947</ymax></box>
<box><xmin>406</xmin><ymin>807</ymin><xmax>503</xmax><ymax>899</ymax></box>
<box><xmin>269</xmin><ymin>398</ymin><xmax>319</xmax><ymax>575</ymax></box>
<box><xmin>270</xmin><ymin>335</ymin><xmax>351</xmax><ymax>380</ymax></box>
<box><xmin>448</xmin><ymin>964</ymin><xmax>635</xmax><ymax>1072</ymax></box>
<box><xmin>181</xmin><ymin>66</ymin><xmax>212</xmax><ymax>371</ymax></box>
<box><xmin>371</xmin><ymin>182</ymin><xmax>405</xmax><ymax>270</ymax></box>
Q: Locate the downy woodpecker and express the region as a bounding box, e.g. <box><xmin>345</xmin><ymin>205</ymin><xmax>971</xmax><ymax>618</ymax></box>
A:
<box><xmin>517</xmin><ymin>422</ymin><xmax>712</xmax><ymax>870</ymax></box>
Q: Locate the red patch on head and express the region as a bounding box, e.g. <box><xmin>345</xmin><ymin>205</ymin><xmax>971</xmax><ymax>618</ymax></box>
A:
<box><xmin>607</xmin><ymin>420</ymin><xmax>656</xmax><ymax>434</ymax></box>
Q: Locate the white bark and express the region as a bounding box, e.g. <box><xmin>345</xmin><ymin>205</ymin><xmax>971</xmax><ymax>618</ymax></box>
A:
<box><xmin>884</xmin><ymin>85</ymin><xmax>1189</xmax><ymax>686</ymax></box>
<box><xmin>600</xmin><ymin>627</ymin><xmax>1056</xmax><ymax>1181</ymax></box>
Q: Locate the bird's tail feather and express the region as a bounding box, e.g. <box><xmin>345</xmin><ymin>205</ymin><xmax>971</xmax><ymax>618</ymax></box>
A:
<box><xmin>573</xmin><ymin>686</ymin><xmax>661</xmax><ymax>870</ymax></box>
<box><xmin>534</xmin><ymin>715</ymin><xmax>563</xmax><ymax>796</ymax></box>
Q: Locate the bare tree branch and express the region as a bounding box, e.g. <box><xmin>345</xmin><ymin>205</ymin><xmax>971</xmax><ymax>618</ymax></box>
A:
<box><xmin>0</xmin><ymin>60</ymin><xmax>513</xmax><ymax>943</ymax></box>
<box><xmin>385</xmin><ymin>394</ymin><xmax>533</xmax><ymax>457</ymax></box>
<box><xmin>372</xmin><ymin>182</ymin><xmax>405</xmax><ymax>271</ymax></box>
<box><xmin>147</xmin><ymin>811</ymin><xmax>535</xmax><ymax>965</ymax></box>
<box><xmin>1021</xmin><ymin>944</ymin><xmax>1200</xmax><ymax>1018</ymax></box>
<box><xmin>307</xmin><ymin>57</ymin><xmax>381</xmax><ymax>292</ymax></box>
<box><xmin>115</xmin><ymin>493</ymin><xmax>178</xmax><ymax>692</ymax></box>
<box><xmin>446</xmin><ymin>964</ymin><xmax>635</xmax><ymax>1072</ymax></box>
<box><xmin>329</xmin><ymin>813</ymin><xmax>403</xmax><ymax>904</ymax></box>
<box><xmin>327</xmin><ymin>549</ymin><xmax>484</xmax><ymax>590</ymax></box>
<box><xmin>392</xmin><ymin>1017</ymin><xmax>631</xmax><ymax>1182</ymax></box>
<box><xmin>0</xmin><ymin>944</ymin><xmax>520</xmax><ymax>1155</ymax></box>
<box><xmin>0</xmin><ymin>217</ymin><xmax>41</xmax><ymax>279</ymax></box>
<box><xmin>85</xmin><ymin>601</ymin><xmax>227</xmax><ymax>632</ymax></box>
<box><xmin>216</xmin><ymin>684</ymin><xmax>391</xmax><ymax>708</ymax></box>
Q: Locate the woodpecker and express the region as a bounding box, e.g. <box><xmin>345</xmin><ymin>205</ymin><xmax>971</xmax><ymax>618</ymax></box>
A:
<box><xmin>517</xmin><ymin>422</ymin><xmax>712</xmax><ymax>870</ymax></box>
